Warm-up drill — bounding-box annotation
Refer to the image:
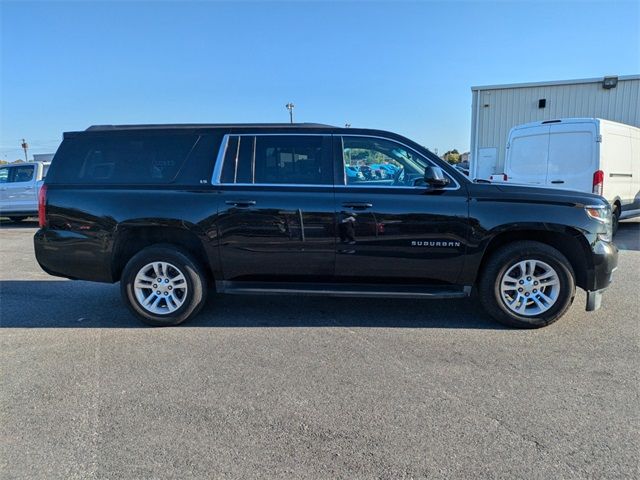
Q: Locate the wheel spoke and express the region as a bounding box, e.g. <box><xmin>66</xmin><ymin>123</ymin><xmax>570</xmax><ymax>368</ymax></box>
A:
<box><xmin>142</xmin><ymin>292</ymin><xmax>158</xmax><ymax>307</ymax></box>
<box><xmin>537</xmin><ymin>290</ymin><xmax>554</xmax><ymax>304</ymax></box>
<box><xmin>531</xmin><ymin>295</ymin><xmax>546</xmax><ymax>310</ymax></box>
<box><xmin>515</xmin><ymin>296</ymin><xmax>528</xmax><ymax>314</ymax></box>
<box><xmin>166</xmin><ymin>294</ymin><xmax>180</xmax><ymax>312</ymax></box>
<box><xmin>504</xmin><ymin>271</ymin><xmax>520</xmax><ymax>281</ymax></box>
<box><xmin>537</xmin><ymin>269</ymin><xmax>556</xmax><ymax>281</ymax></box>
<box><xmin>135</xmin><ymin>279</ymin><xmax>153</xmax><ymax>289</ymax></box>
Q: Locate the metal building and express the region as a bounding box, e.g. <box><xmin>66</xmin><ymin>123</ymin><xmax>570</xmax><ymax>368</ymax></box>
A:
<box><xmin>470</xmin><ymin>74</ymin><xmax>640</xmax><ymax>179</ymax></box>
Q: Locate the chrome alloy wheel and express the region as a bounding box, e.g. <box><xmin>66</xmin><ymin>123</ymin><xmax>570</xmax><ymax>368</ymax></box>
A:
<box><xmin>499</xmin><ymin>259</ymin><xmax>560</xmax><ymax>316</ymax></box>
<box><xmin>133</xmin><ymin>262</ymin><xmax>188</xmax><ymax>315</ymax></box>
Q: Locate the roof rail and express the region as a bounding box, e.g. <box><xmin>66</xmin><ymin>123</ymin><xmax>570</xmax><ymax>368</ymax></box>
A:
<box><xmin>85</xmin><ymin>122</ymin><xmax>336</xmax><ymax>131</ymax></box>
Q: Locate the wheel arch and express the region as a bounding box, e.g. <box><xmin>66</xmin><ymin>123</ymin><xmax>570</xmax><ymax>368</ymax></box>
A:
<box><xmin>475</xmin><ymin>227</ymin><xmax>593</xmax><ymax>290</ymax></box>
<box><xmin>111</xmin><ymin>224</ymin><xmax>214</xmax><ymax>283</ymax></box>
<box><xmin>609</xmin><ymin>196</ymin><xmax>622</xmax><ymax>212</ymax></box>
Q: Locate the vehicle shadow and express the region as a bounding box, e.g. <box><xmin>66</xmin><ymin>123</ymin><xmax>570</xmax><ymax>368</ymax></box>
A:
<box><xmin>0</xmin><ymin>218</ymin><xmax>38</xmax><ymax>229</ymax></box>
<box><xmin>615</xmin><ymin>220</ymin><xmax>640</xmax><ymax>252</ymax></box>
<box><xmin>0</xmin><ymin>280</ymin><xmax>504</xmax><ymax>329</ymax></box>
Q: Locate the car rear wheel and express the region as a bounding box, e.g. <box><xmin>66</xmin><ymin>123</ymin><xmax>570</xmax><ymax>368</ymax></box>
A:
<box><xmin>121</xmin><ymin>245</ymin><xmax>207</xmax><ymax>326</ymax></box>
<box><xmin>479</xmin><ymin>241</ymin><xmax>575</xmax><ymax>328</ymax></box>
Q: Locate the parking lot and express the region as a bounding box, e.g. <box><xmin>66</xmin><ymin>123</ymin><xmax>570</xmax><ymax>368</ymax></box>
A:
<box><xmin>1</xmin><ymin>219</ymin><xmax>638</xmax><ymax>479</ymax></box>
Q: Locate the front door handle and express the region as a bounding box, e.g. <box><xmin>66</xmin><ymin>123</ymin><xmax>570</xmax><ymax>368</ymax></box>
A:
<box><xmin>225</xmin><ymin>200</ymin><xmax>256</xmax><ymax>208</ymax></box>
<box><xmin>341</xmin><ymin>202</ymin><xmax>373</xmax><ymax>210</ymax></box>
<box><xmin>551</xmin><ymin>180</ymin><xmax>565</xmax><ymax>184</ymax></box>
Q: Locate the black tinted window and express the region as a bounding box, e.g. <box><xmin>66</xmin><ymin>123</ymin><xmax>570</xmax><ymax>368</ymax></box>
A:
<box><xmin>10</xmin><ymin>166</ymin><xmax>35</xmax><ymax>182</ymax></box>
<box><xmin>47</xmin><ymin>133</ymin><xmax>199</xmax><ymax>184</ymax></box>
<box><xmin>254</xmin><ymin>136</ymin><xmax>330</xmax><ymax>185</ymax></box>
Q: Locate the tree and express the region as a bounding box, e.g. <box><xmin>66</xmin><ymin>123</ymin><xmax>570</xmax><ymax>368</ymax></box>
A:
<box><xmin>442</xmin><ymin>149</ymin><xmax>461</xmax><ymax>164</ymax></box>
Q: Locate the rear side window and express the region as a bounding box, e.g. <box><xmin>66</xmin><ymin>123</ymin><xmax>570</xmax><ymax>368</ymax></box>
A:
<box><xmin>0</xmin><ymin>167</ymin><xmax>8</xmax><ymax>183</ymax></box>
<box><xmin>255</xmin><ymin>135</ymin><xmax>330</xmax><ymax>185</ymax></box>
<box><xmin>47</xmin><ymin>133</ymin><xmax>199</xmax><ymax>184</ymax></box>
<box><xmin>218</xmin><ymin>135</ymin><xmax>332</xmax><ymax>185</ymax></box>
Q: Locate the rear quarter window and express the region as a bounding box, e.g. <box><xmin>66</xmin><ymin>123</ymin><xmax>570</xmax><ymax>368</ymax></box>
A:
<box><xmin>46</xmin><ymin>132</ymin><xmax>200</xmax><ymax>184</ymax></box>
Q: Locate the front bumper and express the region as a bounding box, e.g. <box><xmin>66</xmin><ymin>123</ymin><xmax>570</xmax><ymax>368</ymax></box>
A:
<box><xmin>585</xmin><ymin>239</ymin><xmax>618</xmax><ymax>311</ymax></box>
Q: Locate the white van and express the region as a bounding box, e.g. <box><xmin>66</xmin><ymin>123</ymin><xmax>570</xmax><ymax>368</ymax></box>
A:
<box><xmin>491</xmin><ymin>118</ymin><xmax>640</xmax><ymax>231</ymax></box>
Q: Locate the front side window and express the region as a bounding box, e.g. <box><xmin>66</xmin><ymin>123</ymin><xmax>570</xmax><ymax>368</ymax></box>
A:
<box><xmin>342</xmin><ymin>136</ymin><xmax>431</xmax><ymax>187</ymax></box>
<box><xmin>10</xmin><ymin>165</ymin><xmax>35</xmax><ymax>183</ymax></box>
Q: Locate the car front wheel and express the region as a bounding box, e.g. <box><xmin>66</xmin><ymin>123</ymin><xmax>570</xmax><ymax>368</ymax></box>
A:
<box><xmin>479</xmin><ymin>241</ymin><xmax>575</xmax><ymax>328</ymax></box>
<box><xmin>121</xmin><ymin>245</ymin><xmax>207</xmax><ymax>326</ymax></box>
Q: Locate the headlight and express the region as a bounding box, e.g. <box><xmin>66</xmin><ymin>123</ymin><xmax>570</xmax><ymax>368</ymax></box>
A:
<box><xmin>585</xmin><ymin>205</ymin><xmax>612</xmax><ymax>241</ymax></box>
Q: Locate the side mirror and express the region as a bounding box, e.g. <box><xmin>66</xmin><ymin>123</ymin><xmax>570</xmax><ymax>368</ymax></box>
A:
<box><xmin>424</xmin><ymin>166</ymin><xmax>450</xmax><ymax>188</ymax></box>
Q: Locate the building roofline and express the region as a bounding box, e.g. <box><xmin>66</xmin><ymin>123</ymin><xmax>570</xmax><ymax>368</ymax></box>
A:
<box><xmin>471</xmin><ymin>74</ymin><xmax>640</xmax><ymax>91</ymax></box>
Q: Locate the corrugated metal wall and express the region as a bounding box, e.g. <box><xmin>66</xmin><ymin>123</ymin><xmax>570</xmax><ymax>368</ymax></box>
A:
<box><xmin>470</xmin><ymin>77</ymin><xmax>640</xmax><ymax>177</ymax></box>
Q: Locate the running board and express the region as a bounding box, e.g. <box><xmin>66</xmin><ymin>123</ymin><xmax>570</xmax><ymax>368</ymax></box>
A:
<box><xmin>217</xmin><ymin>281</ymin><xmax>471</xmax><ymax>299</ymax></box>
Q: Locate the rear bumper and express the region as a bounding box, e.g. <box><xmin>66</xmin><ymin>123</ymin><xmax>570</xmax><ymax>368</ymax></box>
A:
<box><xmin>34</xmin><ymin>228</ymin><xmax>114</xmax><ymax>283</ymax></box>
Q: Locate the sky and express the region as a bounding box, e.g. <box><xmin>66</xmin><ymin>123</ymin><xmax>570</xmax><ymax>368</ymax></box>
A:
<box><xmin>1</xmin><ymin>0</ymin><xmax>639</xmax><ymax>160</ymax></box>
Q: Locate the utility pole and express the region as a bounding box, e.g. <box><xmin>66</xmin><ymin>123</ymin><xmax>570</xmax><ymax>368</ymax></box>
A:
<box><xmin>285</xmin><ymin>103</ymin><xmax>295</xmax><ymax>124</ymax></box>
<box><xmin>21</xmin><ymin>139</ymin><xmax>29</xmax><ymax>162</ymax></box>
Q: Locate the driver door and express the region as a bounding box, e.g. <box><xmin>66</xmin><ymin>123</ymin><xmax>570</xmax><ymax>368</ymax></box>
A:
<box><xmin>333</xmin><ymin>135</ymin><xmax>469</xmax><ymax>285</ymax></box>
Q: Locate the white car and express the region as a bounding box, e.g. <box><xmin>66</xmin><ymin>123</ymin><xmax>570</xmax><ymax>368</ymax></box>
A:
<box><xmin>0</xmin><ymin>162</ymin><xmax>50</xmax><ymax>222</ymax></box>
<box><xmin>490</xmin><ymin>118</ymin><xmax>640</xmax><ymax>232</ymax></box>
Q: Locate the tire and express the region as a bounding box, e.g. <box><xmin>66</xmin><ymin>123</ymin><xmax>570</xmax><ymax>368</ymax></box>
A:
<box><xmin>479</xmin><ymin>241</ymin><xmax>576</xmax><ymax>328</ymax></box>
<box><xmin>120</xmin><ymin>245</ymin><xmax>207</xmax><ymax>326</ymax></box>
<box><xmin>9</xmin><ymin>216</ymin><xmax>27</xmax><ymax>222</ymax></box>
<box><xmin>612</xmin><ymin>204</ymin><xmax>620</xmax><ymax>236</ymax></box>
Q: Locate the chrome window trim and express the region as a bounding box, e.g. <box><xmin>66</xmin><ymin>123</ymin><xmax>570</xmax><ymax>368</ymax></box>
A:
<box><xmin>211</xmin><ymin>134</ymin><xmax>230</xmax><ymax>185</ymax></box>
<box><xmin>219</xmin><ymin>183</ymin><xmax>334</xmax><ymax>188</ymax></box>
<box><xmin>339</xmin><ymin>134</ymin><xmax>461</xmax><ymax>191</ymax></box>
<box><xmin>211</xmin><ymin>132</ymin><xmax>461</xmax><ymax>191</ymax></box>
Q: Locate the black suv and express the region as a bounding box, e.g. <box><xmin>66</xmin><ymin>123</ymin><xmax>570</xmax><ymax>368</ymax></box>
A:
<box><xmin>34</xmin><ymin>124</ymin><xmax>618</xmax><ymax>328</ymax></box>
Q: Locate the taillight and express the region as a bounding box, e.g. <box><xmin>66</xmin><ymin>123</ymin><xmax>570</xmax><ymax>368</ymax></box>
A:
<box><xmin>38</xmin><ymin>184</ymin><xmax>48</xmax><ymax>228</ymax></box>
<box><xmin>592</xmin><ymin>170</ymin><xmax>604</xmax><ymax>196</ymax></box>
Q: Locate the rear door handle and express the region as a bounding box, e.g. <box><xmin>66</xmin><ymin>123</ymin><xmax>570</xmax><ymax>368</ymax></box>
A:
<box><xmin>342</xmin><ymin>202</ymin><xmax>373</xmax><ymax>210</ymax></box>
<box><xmin>225</xmin><ymin>200</ymin><xmax>256</xmax><ymax>208</ymax></box>
<box><xmin>551</xmin><ymin>180</ymin><xmax>565</xmax><ymax>184</ymax></box>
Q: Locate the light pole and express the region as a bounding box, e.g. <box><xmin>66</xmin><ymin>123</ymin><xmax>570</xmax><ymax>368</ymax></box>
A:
<box><xmin>285</xmin><ymin>103</ymin><xmax>295</xmax><ymax>124</ymax></box>
<box><xmin>345</xmin><ymin>123</ymin><xmax>351</xmax><ymax>128</ymax></box>
<box><xmin>21</xmin><ymin>139</ymin><xmax>29</xmax><ymax>162</ymax></box>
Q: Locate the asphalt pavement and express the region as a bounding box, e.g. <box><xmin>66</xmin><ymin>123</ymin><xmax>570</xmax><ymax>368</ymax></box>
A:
<box><xmin>1</xmin><ymin>219</ymin><xmax>639</xmax><ymax>479</ymax></box>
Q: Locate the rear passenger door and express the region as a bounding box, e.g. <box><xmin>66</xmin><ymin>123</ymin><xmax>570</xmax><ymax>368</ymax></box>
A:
<box><xmin>215</xmin><ymin>134</ymin><xmax>335</xmax><ymax>283</ymax></box>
